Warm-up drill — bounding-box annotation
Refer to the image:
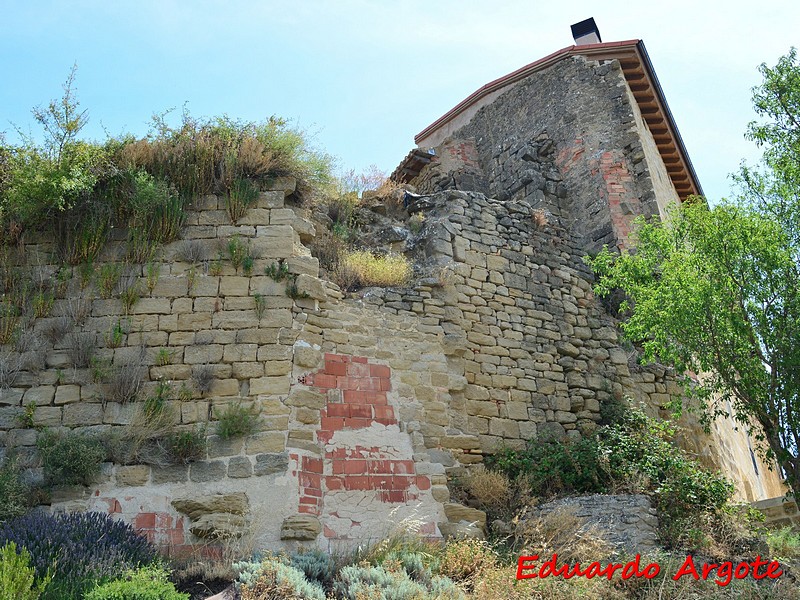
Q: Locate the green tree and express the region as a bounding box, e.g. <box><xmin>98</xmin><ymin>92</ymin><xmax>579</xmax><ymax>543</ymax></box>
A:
<box><xmin>587</xmin><ymin>49</ymin><xmax>800</xmax><ymax>498</ymax></box>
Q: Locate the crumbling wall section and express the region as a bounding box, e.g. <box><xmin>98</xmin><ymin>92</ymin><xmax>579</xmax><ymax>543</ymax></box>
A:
<box><xmin>420</xmin><ymin>56</ymin><xmax>665</xmax><ymax>252</ymax></box>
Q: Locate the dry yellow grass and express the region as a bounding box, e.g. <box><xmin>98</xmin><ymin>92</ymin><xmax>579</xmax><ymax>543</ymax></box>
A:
<box><xmin>340</xmin><ymin>251</ymin><xmax>412</xmax><ymax>288</ymax></box>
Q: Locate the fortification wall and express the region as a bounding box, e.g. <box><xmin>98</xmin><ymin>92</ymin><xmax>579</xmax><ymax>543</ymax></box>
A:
<box><xmin>0</xmin><ymin>150</ymin><xmax>783</xmax><ymax>553</ymax></box>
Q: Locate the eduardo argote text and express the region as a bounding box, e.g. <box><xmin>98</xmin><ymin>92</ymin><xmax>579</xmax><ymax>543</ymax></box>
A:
<box><xmin>516</xmin><ymin>554</ymin><xmax>784</xmax><ymax>586</ymax></box>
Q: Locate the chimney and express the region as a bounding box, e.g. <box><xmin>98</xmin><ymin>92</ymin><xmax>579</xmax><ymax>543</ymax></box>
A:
<box><xmin>571</xmin><ymin>18</ymin><xmax>602</xmax><ymax>45</ymax></box>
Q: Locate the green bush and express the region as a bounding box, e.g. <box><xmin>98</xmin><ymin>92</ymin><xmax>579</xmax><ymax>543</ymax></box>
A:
<box><xmin>216</xmin><ymin>402</ymin><xmax>260</xmax><ymax>440</ymax></box>
<box><xmin>0</xmin><ymin>458</ymin><xmax>30</xmax><ymax>522</ymax></box>
<box><xmin>167</xmin><ymin>427</ymin><xmax>207</xmax><ymax>464</ymax></box>
<box><xmin>36</xmin><ymin>429</ymin><xmax>106</xmax><ymax>486</ymax></box>
<box><xmin>84</xmin><ymin>565</ymin><xmax>188</xmax><ymax>600</ymax></box>
<box><xmin>0</xmin><ymin>542</ymin><xmax>51</xmax><ymax>600</ymax></box>
<box><xmin>486</xmin><ymin>406</ymin><xmax>734</xmax><ymax>549</ymax></box>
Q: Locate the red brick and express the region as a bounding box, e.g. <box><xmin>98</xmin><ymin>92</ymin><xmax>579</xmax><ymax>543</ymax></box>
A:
<box><xmin>351</xmin><ymin>356</ymin><xmax>368</xmax><ymax>364</ymax></box>
<box><xmin>392</xmin><ymin>475</ymin><xmax>412</xmax><ymax>490</ymax></box>
<box><xmin>368</xmin><ymin>460</ymin><xmax>392</xmax><ymax>474</ymax></box>
<box><xmin>304</xmin><ymin>487</ymin><xmax>322</xmax><ymax>498</ymax></box>
<box><xmin>321</xmin><ymin>416</ymin><xmax>345</xmax><ymax>431</ymax></box>
<box><xmin>134</xmin><ymin>513</ymin><xmax>156</xmax><ymax>529</ymax></box>
<box><xmin>350</xmin><ymin>405</ymin><xmax>373</xmax><ymax>419</ymax></box>
<box><xmin>326</xmin><ymin>403</ymin><xmax>351</xmax><ymax>418</ymax></box>
<box><xmin>344</xmin><ymin>460</ymin><xmax>367</xmax><ymax>475</ymax></box>
<box><xmin>325</xmin><ymin>361</ymin><xmax>348</xmax><ymax>376</ymax></box>
<box><xmin>344</xmin><ymin>476</ymin><xmax>371</xmax><ymax>491</ymax></box>
<box><xmin>303</xmin><ymin>457</ymin><xmax>323</xmax><ymax>473</ymax></box>
<box><xmin>371</xmin><ymin>475</ymin><xmax>392</xmax><ymax>489</ymax></box>
<box><xmin>347</xmin><ymin>362</ymin><xmax>370</xmax><ymax>377</ymax></box>
<box><xmin>325</xmin><ymin>353</ymin><xmax>348</xmax><ymax>363</ymax></box>
<box><xmin>416</xmin><ymin>476</ymin><xmax>432</xmax><ymax>491</ymax></box>
<box><xmin>343</xmin><ymin>390</ymin><xmax>366</xmax><ymax>404</ymax></box>
<box><xmin>337</xmin><ymin>376</ymin><xmax>357</xmax><ymax>390</ymax></box>
<box><xmin>156</xmin><ymin>512</ymin><xmax>173</xmax><ymax>529</ymax></box>
<box><xmin>369</xmin><ymin>364</ymin><xmax>391</xmax><ymax>378</ymax></box>
<box><xmin>375</xmin><ymin>418</ymin><xmax>394</xmax><ymax>426</ymax></box>
<box><xmin>370</xmin><ymin>392</ymin><xmax>388</xmax><ymax>405</ymax></box>
<box><xmin>332</xmin><ymin>460</ymin><xmax>347</xmax><ymax>475</ymax></box>
<box><xmin>300</xmin><ymin>473</ymin><xmax>321</xmax><ymax>489</ymax></box>
<box><xmin>324</xmin><ymin>525</ymin><xmax>337</xmax><ymax>538</ymax></box>
<box><xmin>392</xmin><ymin>460</ymin><xmax>415</xmax><ymax>475</ymax></box>
<box><xmin>380</xmin><ymin>490</ymin><xmax>407</xmax><ymax>503</ymax></box>
<box><xmin>326</xmin><ymin>476</ymin><xmax>345</xmax><ymax>491</ymax></box>
<box><xmin>313</xmin><ymin>374</ymin><xmax>337</xmax><ymax>388</ymax></box>
<box><xmin>169</xmin><ymin>529</ymin><xmax>185</xmax><ymax>545</ymax></box>
<box><xmin>298</xmin><ymin>505</ymin><xmax>318</xmax><ymax>515</ymax></box>
<box><xmin>357</xmin><ymin>378</ymin><xmax>381</xmax><ymax>391</ymax></box>
<box><xmin>345</xmin><ymin>417</ymin><xmax>371</xmax><ymax>429</ymax></box>
<box><xmin>374</xmin><ymin>406</ymin><xmax>395</xmax><ymax>420</ymax></box>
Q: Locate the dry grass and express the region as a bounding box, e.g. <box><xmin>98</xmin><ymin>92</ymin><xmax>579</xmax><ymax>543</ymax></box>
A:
<box><xmin>531</xmin><ymin>209</ymin><xmax>549</xmax><ymax>228</ymax></box>
<box><xmin>338</xmin><ymin>251</ymin><xmax>412</xmax><ymax>289</ymax></box>
<box><xmin>437</xmin><ymin>538</ymin><xmax>498</xmax><ymax>587</ymax></box>
<box><xmin>515</xmin><ymin>507</ymin><xmax>614</xmax><ymax>564</ymax></box>
<box><xmin>466</xmin><ymin>469</ymin><xmax>512</xmax><ymax>513</ymax></box>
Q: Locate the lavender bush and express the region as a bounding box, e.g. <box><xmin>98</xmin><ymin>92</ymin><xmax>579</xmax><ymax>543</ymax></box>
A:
<box><xmin>0</xmin><ymin>511</ymin><xmax>158</xmax><ymax>600</ymax></box>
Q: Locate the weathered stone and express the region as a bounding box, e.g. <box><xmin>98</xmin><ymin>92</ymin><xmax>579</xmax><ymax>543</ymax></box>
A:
<box><xmin>280</xmin><ymin>515</ymin><xmax>321</xmax><ymax>540</ymax></box>
<box><xmin>438</xmin><ymin>521</ymin><xmax>485</xmax><ymax>541</ymax></box>
<box><xmin>115</xmin><ymin>465</ymin><xmax>150</xmax><ymax>486</ymax></box>
<box><xmin>54</xmin><ymin>385</ymin><xmax>81</xmax><ymax>405</ymax></box>
<box><xmin>444</xmin><ymin>503</ymin><xmax>487</xmax><ymax>528</ymax></box>
<box><xmin>189</xmin><ymin>460</ymin><xmax>226</xmax><ymax>482</ymax></box>
<box><xmin>227</xmin><ymin>456</ymin><xmax>253</xmax><ymax>478</ymax></box>
<box><xmin>254</xmin><ymin>452</ymin><xmax>289</xmax><ymax>476</ymax></box>
<box><xmin>190</xmin><ymin>514</ymin><xmax>247</xmax><ymax>539</ymax></box>
<box><xmin>172</xmin><ymin>492</ymin><xmax>249</xmax><ymax>518</ymax></box>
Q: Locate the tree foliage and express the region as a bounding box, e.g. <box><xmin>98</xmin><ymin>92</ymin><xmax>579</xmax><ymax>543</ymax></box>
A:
<box><xmin>587</xmin><ymin>49</ymin><xmax>800</xmax><ymax>498</ymax></box>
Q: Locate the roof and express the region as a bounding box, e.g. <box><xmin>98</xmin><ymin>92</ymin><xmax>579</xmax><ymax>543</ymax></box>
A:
<box><xmin>413</xmin><ymin>39</ymin><xmax>703</xmax><ymax>200</ymax></box>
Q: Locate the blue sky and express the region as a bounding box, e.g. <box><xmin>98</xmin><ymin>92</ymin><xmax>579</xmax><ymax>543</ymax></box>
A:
<box><xmin>1</xmin><ymin>0</ymin><xmax>798</xmax><ymax>202</ymax></box>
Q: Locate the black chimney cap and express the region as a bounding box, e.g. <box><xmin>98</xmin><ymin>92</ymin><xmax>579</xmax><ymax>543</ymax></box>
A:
<box><xmin>571</xmin><ymin>18</ymin><xmax>602</xmax><ymax>43</ymax></box>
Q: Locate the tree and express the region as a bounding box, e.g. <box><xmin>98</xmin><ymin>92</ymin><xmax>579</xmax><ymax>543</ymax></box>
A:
<box><xmin>586</xmin><ymin>49</ymin><xmax>800</xmax><ymax>499</ymax></box>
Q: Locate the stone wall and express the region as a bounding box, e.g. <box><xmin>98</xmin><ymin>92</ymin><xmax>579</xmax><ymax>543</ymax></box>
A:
<box><xmin>0</xmin><ymin>155</ymin><xmax>784</xmax><ymax>553</ymax></box>
<box><xmin>535</xmin><ymin>494</ymin><xmax>660</xmax><ymax>555</ymax></box>
<box><xmin>418</xmin><ymin>56</ymin><xmax>666</xmax><ymax>253</ymax></box>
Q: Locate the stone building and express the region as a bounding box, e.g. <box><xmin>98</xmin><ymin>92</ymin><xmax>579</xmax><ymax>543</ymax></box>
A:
<box><xmin>0</xmin><ymin>20</ymin><xmax>785</xmax><ymax>552</ymax></box>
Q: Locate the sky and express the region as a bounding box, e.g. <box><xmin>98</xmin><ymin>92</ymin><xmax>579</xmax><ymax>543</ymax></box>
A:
<box><xmin>1</xmin><ymin>0</ymin><xmax>798</xmax><ymax>203</ymax></box>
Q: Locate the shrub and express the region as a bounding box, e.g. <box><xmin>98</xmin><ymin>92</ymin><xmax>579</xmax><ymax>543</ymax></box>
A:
<box><xmin>175</xmin><ymin>240</ymin><xmax>204</xmax><ymax>264</ymax></box>
<box><xmin>339</xmin><ymin>251</ymin><xmax>412</xmax><ymax>289</ymax></box>
<box><xmin>226</xmin><ymin>177</ymin><xmax>259</xmax><ymax>223</ymax></box>
<box><xmin>67</xmin><ymin>331</ymin><xmax>95</xmax><ymax>368</ymax></box>
<box><xmin>192</xmin><ymin>364</ymin><xmax>214</xmax><ymax>395</ymax></box>
<box><xmin>437</xmin><ymin>538</ymin><xmax>498</xmax><ymax>585</ymax></box>
<box><xmin>334</xmin><ymin>564</ymin><xmax>428</xmax><ymax>600</ymax></box>
<box><xmin>0</xmin><ymin>541</ymin><xmax>51</xmax><ymax>600</ymax></box>
<box><xmin>36</xmin><ymin>429</ymin><xmax>106</xmax><ymax>486</ymax></box>
<box><xmin>167</xmin><ymin>426</ymin><xmax>207</xmax><ymax>464</ymax></box>
<box><xmin>0</xmin><ymin>511</ymin><xmax>158</xmax><ymax>600</ymax></box>
<box><xmin>42</xmin><ymin>315</ymin><xmax>72</xmax><ymax>344</ymax></box>
<box><xmin>235</xmin><ymin>557</ymin><xmax>325</xmax><ymax>600</ymax></box>
<box><xmin>0</xmin><ymin>458</ymin><xmax>30</xmax><ymax>522</ymax></box>
<box><xmin>216</xmin><ymin>402</ymin><xmax>259</xmax><ymax>440</ymax></box>
<box><xmin>465</xmin><ymin>469</ymin><xmax>512</xmax><ymax>515</ymax></box>
<box><xmin>486</xmin><ymin>406</ymin><xmax>735</xmax><ymax>550</ymax></box>
<box><xmin>487</xmin><ymin>435</ymin><xmax>607</xmax><ymax>499</ymax></box>
<box><xmin>107</xmin><ymin>349</ymin><xmax>147</xmax><ymax>404</ymax></box>
<box><xmin>766</xmin><ymin>526</ymin><xmax>800</xmax><ymax>561</ymax></box>
<box><xmin>84</xmin><ymin>565</ymin><xmax>188</xmax><ymax>600</ymax></box>
<box><xmin>289</xmin><ymin>549</ymin><xmax>336</xmax><ymax>591</ymax></box>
